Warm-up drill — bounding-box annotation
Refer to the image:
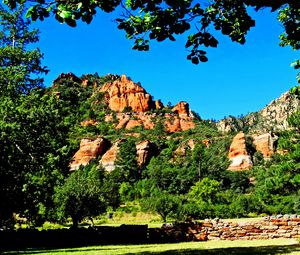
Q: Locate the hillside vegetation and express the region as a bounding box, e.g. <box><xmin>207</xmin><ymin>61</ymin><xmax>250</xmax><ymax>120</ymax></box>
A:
<box><xmin>2</xmin><ymin>70</ymin><xmax>299</xmax><ymax>229</ymax></box>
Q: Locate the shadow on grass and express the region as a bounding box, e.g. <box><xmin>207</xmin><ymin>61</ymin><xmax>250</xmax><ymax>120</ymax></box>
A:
<box><xmin>3</xmin><ymin>244</ymin><xmax>300</xmax><ymax>255</ymax></box>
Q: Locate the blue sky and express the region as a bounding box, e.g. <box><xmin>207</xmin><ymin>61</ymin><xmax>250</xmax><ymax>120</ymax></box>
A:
<box><xmin>34</xmin><ymin>7</ymin><xmax>299</xmax><ymax>120</ymax></box>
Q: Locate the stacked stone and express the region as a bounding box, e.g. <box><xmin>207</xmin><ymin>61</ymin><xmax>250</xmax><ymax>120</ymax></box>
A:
<box><xmin>160</xmin><ymin>215</ymin><xmax>300</xmax><ymax>242</ymax></box>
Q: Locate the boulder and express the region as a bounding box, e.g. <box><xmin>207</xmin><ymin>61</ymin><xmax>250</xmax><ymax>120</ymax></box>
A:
<box><xmin>70</xmin><ymin>137</ymin><xmax>108</xmax><ymax>170</ymax></box>
<box><xmin>228</xmin><ymin>132</ymin><xmax>253</xmax><ymax>171</ymax></box>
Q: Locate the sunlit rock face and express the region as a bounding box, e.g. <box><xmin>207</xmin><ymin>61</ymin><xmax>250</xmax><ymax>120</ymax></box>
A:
<box><xmin>216</xmin><ymin>91</ymin><xmax>300</xmax><ymax>134</ymax></box>
<box><xmin>99</xmin><ymin>140</ymin><xmax>123</xmax><ymax>172</ymax></box>
<box><xmin>136</xmin><ymin>140</ymin><xmax>156</xmax><ymax>167</ymax></box>
<box><xmin>172</xmin><ymin>101</ymin><xmax>190</xmax><ymax>116</ymax></box>
<box><xmin>252</xmin><ymin>133</ymin><xmax>277</xmax><ymax>158</ymax></box>
<box><xmin>258</xmin><ymin>92</ymin><xmax>299</xmax><ymax>132</ymax></box>
<box><xmin>155</xmin><ymin>100</ymin><xmax>164</xmax><ymax>109</ymax></box>
<box><xmin>100</xmin><ymin>74</ymin><xmax>154</xmax><ymax>113</ymax></box>
<box><xmin>228</xmin><ymin>132</ymin><xmax>253</xmax><ymax>171</ymax></box>
<box><xmin>70</xmin><ymin>137</ymin><xmax>108</xmax><ymax>171</ymax></box>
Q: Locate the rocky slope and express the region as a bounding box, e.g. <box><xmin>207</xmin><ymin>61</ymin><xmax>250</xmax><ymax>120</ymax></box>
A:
<box><xmin>52</xmin><ymin>73</ymin><xmax>298</xmax><ymax>172</ymax></box>
<box><xmin>217</xmin><ymin>91</ymin><xmax>299</xmax><ymax>134</ymax></box>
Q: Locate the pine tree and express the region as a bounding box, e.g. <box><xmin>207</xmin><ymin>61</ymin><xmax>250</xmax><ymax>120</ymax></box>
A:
<box><xmin>0</xmin><ymin>4</ymin><xmax>48</xmax><ymax>97</ymax></box>
<box><xmin>0</xmin><ymin>4</ymin><xmax>48</xmax><ymax>228</ymax></box>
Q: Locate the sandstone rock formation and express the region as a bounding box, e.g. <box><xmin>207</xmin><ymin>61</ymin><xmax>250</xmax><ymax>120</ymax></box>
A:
<box><xmin>105</xmin><ymin>113</ymin><xmax>155</xmax><ymax>130</ymax></box>
<box><xmin>252</xmin><ymin>133</ymin><xmax>277</xmax><ymax>158</ymax></box>
<box><xmin>105</xmin><ymin>112</ymin><xmax>194</xmax><ymax>133</ymax></box>
<box><xmin>70</xmin><ymin>137</ymin><xmax>108</xmax><ymax>170</ymax></box>
<box><xmin>228</xmin><ymin>132</ymin><xmax>253</xmax><ymax>171</ymax></box>
<box><xmin>258</xmin><ymin>91</ymin><xmax>299</xmax><ymax>132</ymax></box>
<box><xmin>99</xmin><ymin>140</ymin><xmax>122</xmax><ymax>172</ymax></box>
<box><xmin>172</xmin><ymin>101</ymin><xmax>190</xmax><ymax>116</ymax></box>
<box><xmin>217</xmin><ymin>91</ymin><xmax>300</xmax><ymax>134</ymax></box>
<box><xmin>165</xmin><ymin>116</ymin><xmax>195</xmax><ymax>133</ymax></box>
<box><xmin>136</xmin><ymin>140</ymin><xmax>156</xmax><ymax>167</ymax></box>
<box><xmin>155</xmin><ymin>100</ymin><xmax>164</xmax><ymax>109</ymax></box>
<box><xmin>98</xmin><ymin>139</ymin><xmax>157</xmax><ymax>171</ymax></box>
<box><xmin>100</xmin><ymin>74</ymin><xmax>154</xmax><ymax>113</ymax></box>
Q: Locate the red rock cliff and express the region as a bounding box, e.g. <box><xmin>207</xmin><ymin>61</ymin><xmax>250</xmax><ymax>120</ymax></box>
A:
<box><xmin>252</xmin><ymin>133</ymin><xmax>277</xmax><ymax>158</ymax></box>
<box><xmin>70</xmin><ymin>137</ymin><xmax>108</xmax><ymax>170</ymax></box>
<box><xmin>100</xmin><ymin>74</ymin><xmax>154</xmax><ymax>113</ymax></box>
<box><xmin>228</xmin><ymin>132</ymin><xmax>253</xmax><ymax>171</ymax></box>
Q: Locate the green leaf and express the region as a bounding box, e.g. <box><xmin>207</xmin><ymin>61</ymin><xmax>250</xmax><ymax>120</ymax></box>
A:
<box><xmin>59</xmin><ymin>10</ymin><xmax>72</xmax><ymax>19</ymax></box>
<box><xmin>191</xmin><ymin>57</ymin><xmax>199</xmax><ymax>64</ymax></box>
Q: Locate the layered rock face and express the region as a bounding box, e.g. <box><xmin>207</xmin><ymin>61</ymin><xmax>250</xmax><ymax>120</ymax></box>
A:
<box><xmin>228</xmin><ymin>132</ymin><xmax>253</xmax><ymax>171</ymax></box>
<box><xmin>100</xmin><ymin>74</ymin><xmax>154</xmax><ymax>113</ymax></box>
<box><xmin>252</xmin><ymin>133</ymin><xmax>277</xmax><ymax>158</ymax></box>
<box><xmin>105</xmin><ymin>111</ymin><xmax>195</xmax><ymax>133</ymax></box>
<box><xmin>136</xmin><ymin>140</ymin><xmax>156</xmax><ymax>167</ymax></box>
<box><xmin>164</xmin><ymin>116</ymin><xmax>195</xmax><ymax>133</ymax></box>
<box><xmin>71</xmin><ymin>139</ymin><xmax>157</xmax><ymax>172</ymax></box>
<box><xmin>172</xmin><ymin>101</ymin><xmax>190</xmax><ymax>116</ymax></box>
<box><xmin>70</xmin><ymin>137</ymin><xmax>108</xmax><ymax>170</ymax></box>
<box><xmin>99</xmin><ymin>141</ymin><xmax>122</xmax><ymax>172</ymax></box>
<box><xmin>79</xmin><ymin>76</ymin><xmax>196</xmax><ymax>133</ymax></box>
<box><xmin>217</xmin><ymin>92</ymin><xmax>299</xmax><ymax>134</ymax></box>
<box><xmin>258</xmin><ymin>92</ymin><xmax>299</xmax><ymax>132</ymax></box>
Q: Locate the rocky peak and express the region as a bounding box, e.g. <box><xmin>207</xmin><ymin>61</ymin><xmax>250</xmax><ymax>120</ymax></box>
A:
<box><xmin>217</xmin><ymin>91</ymin><xmax>300</xmax><ymax>134</ymax></box>
<box><xmin>228</xmin><ymin>132</ymin><xmax>253</xmax><ymax>171</ymax></box>
<box><xmin>53</xmin><ymin>72</ymin><xmax>82</xmax><ymax>86</ymax></box>
<box><xmin>258</xmin><ymin>91</ymin><xmax>299</xmax><ymax>132</ymax></box>
<box><xmin>100</xmin><ymin>74</ymin><xmax>154</xmax><ymax>113</ymax></box>
<box><xmin>155</xmin><ymin>100</ymin><xmax>164</xmax><ymax>109</ymax></box>
<box><xmin>172</xmin><ymin>101</ymin><xmax>190</xmax><ymax>116</ymax></box>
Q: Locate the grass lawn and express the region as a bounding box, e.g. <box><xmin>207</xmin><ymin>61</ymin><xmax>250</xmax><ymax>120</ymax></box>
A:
<box><xmin>3</xmin><ymin>239</ymin><xmax>300</xmax><ymax>255</ymax></box>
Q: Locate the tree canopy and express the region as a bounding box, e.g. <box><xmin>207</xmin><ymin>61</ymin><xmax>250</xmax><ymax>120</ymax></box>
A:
<box><xmin>4</xmin><ymin>1</ymin><xmax>299</xmax><ymax>65</ymax></box>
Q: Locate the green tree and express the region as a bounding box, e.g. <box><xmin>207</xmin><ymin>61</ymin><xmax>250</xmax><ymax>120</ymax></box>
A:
<box><xmin>54</xmin><ymin>163</ymin><xmax>107</xmax><ymax>228</ymax></box>
<box><xmin>253</xmin><ymin>110</ymin><xmax>300</xmax><ymax>215</ymax></box>
<box><xmin>142</xmin><ymin>191</ymin><xmax>182</xmax><ymax>222</ymax></box>
<box><xmin>100</xmin><ymin>139</ymin><xmax>139</xmax><ymax>207</ymax></box>
<box><xmin>114</xmin><ymin>139</ymin><xmax>139</xmax><ymax>184</ymax></box>
<box><xmin>0</xmin><ymin>4</ymin><xmax>48</xmax><ymax>97</ymax></box>
<box><xmin>188</xmin><ymin>177</ymin><xmax>220</xmax><ymax>203</ymax></box>
<box><xmin>0</xmin><ymin>5</ymin><xmax>50</xmax><ymax>227</ymax></box>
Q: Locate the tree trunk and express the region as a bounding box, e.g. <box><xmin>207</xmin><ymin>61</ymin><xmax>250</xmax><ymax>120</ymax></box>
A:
<box><xmin>71</xmin><ymin>215</ymin><xmax>79</xmax><ymax>228</ymax></box>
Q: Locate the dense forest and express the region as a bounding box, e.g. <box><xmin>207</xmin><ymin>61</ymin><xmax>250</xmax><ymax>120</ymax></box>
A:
<box><xmin>0</xmin><ymin>5</ymin><xmax>299</xmax><ymax>230</ymax></box>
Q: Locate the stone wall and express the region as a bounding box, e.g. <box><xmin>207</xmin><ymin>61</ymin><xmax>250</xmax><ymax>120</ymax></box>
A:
<box><xmin>2</xmin><ymin>216</ymin><xmax>300</xmax><ymax>249</ymax></box>
<box><xmin>159</xmin><ymin>215</ymin><xmax>300</xmax><ymax>242</ymax></box>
